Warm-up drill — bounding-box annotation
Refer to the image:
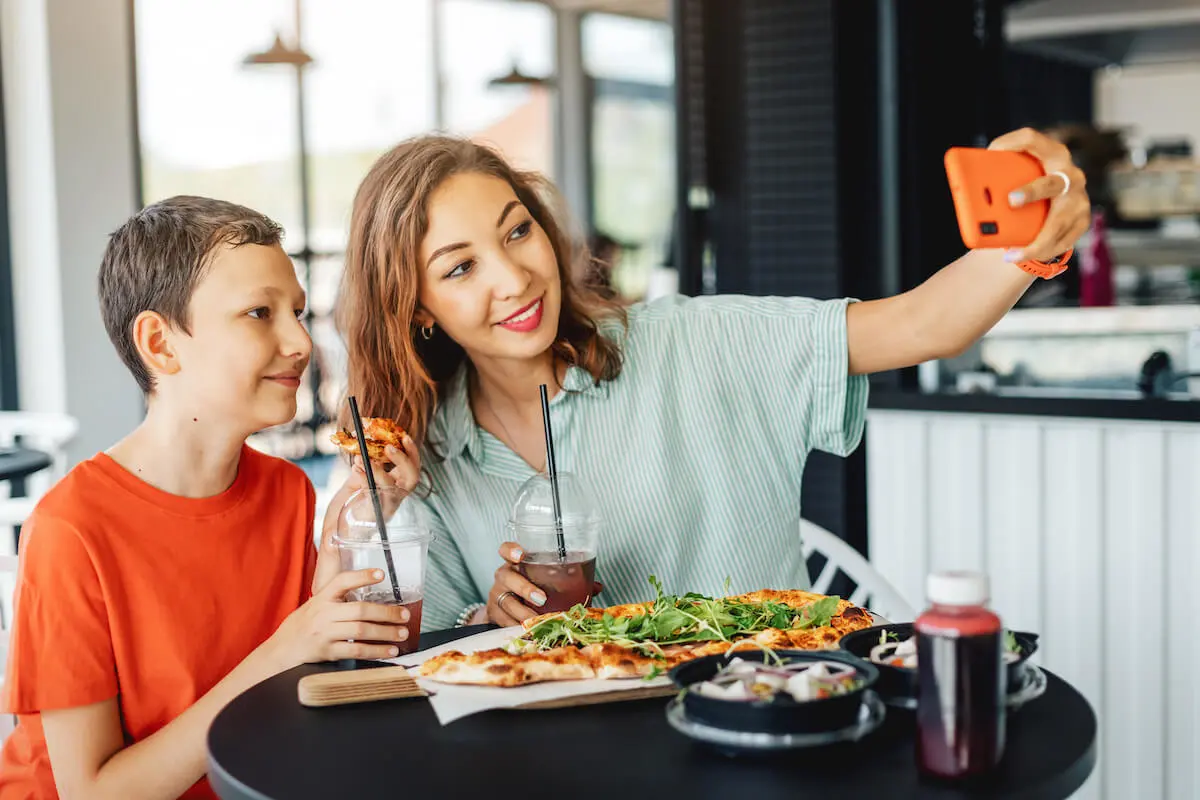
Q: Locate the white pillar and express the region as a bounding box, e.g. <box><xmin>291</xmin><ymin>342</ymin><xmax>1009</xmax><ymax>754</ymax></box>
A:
<box><xmin>2</xmin><ymin>0</ymin><xmax>142</xmax><ymax>464</ymax></box>
<box><xmin>553</xmin><ymin>7</ymin><xmax>590</xmax><ymax>230</ymax></box>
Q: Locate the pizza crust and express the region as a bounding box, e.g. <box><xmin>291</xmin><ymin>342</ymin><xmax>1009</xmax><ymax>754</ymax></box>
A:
<box><xmin>419</xmin><ymin>647</ymin><xmax>596</xmax><ymax>687</ymax></box>
<box><xmin>330</xmin><ymin>417</ymin><xmax>407</xmax><ymax>470</ymax></box>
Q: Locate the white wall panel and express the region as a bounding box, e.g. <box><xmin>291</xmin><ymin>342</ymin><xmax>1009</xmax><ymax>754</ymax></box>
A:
<box><xmin>867</xmin><ymin>410</ymin><xmax>1200</xmax><ymax>800</ymax></box>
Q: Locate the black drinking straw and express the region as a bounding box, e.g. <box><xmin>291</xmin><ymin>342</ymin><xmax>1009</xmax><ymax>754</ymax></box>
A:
<box><xmin>538</xmin><ymin>384</ymin><xmax>568</xmax><ymax>561</ymax></box>
<box><xmin>347</xmin><ymin>396</ymin><xmax>403</xmax><ymax>603</ymax></box>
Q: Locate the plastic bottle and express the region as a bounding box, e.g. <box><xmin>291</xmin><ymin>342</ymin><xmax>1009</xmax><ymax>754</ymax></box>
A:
<box><xmin>915</xmin><ymin>570</ymin><xmax>1005</xmax><ymax>780</ymax></box>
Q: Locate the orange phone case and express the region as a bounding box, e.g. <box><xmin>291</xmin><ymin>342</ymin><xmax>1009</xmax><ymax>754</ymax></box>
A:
<box><xmin>944</xmin><ymin>147</ymin><xmax>1049</xmax><ymax>250</ymax></box>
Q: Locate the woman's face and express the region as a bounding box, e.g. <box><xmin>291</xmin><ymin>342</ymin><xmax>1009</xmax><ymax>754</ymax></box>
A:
<box><xmin>416</xmin><ymin>172</ymin><xmax>562</xmax><ymax>366</ymax></box>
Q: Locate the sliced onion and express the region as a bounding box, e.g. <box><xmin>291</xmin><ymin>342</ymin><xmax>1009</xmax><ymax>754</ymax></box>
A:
<box><xmin>869</xmin><ymin>641</ymin><xmax>902</xmax><ymax>664</ymax></box>
<box><xmin>694</xmin><ymin>680</ymin><xmax>755</xmax><ymax>701</ymax></box>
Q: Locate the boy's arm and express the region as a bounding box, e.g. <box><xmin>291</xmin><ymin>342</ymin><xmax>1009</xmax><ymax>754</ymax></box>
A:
<box><xmin>43</xmin><ymin>645</ymin><xmax>280</xmax><ymax>800</ymax></box>
<box><xmin>42</xmin><ymin>568</ymin><xmax>408</xmax><ymax>800</ymax></box>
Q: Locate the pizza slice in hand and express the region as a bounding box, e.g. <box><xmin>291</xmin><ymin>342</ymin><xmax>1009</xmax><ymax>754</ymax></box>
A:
<box><xmin>330</xmin><ymin>417</ymin><xmax>407</xmax><ymax>470</ymax></box>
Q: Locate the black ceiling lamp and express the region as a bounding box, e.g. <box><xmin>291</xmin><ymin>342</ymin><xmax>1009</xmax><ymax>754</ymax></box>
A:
<box><xmin>487</xmin><ymin>59</ymin><xmax>554</xmax><ymax>89</ymax></box>
<box><xmin>243</xmin><ymin>32</ymin><xmax>314</xmax><ymax>68</ymax></box>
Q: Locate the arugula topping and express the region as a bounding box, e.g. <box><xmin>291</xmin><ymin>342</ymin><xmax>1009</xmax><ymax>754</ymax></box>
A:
<box><xmin>519</xmin><ymin>575</ymin><xmax>844</xmax><ymax>657</ymax></box>
<box><xmin>1005</xmin><ymin>630</ymin><xmax>1021</xmax><ymax>655</ymax></box>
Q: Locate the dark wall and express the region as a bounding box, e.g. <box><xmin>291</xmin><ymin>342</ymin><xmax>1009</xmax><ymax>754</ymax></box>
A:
<box><xmin>671</xmin><ymin>0</ymin><xmax>1089</xmax><ymax>555</ymax></box>
<box><xmin>673</xmin><ymin>0</ymin><xmax>884</xmax><ymax>556</ymax></box>
<box><xmin>893</xmin><ymin>0</ymin><xmax>1012</xmax><ymax>296</ymax></box>
<box><xmin>0</xmin><ymin>45</ymin><xmax>17</xmax><ymax>411</ymax></box>
<box><xmin>1006</xmin><ymin>50</ymin><xmax>1095</xmax><ymax>132</ymax></box>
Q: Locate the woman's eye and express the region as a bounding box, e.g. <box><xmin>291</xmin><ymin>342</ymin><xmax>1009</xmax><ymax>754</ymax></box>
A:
<box><xmin>446</xmin><ymin>260</ymin><xmax>474</xmax><ymax>279</ymax></box>
<box><xmin>248</xmin><ymin>307</ymin><xmax>270</xmax><ymax>320</ymax></box>
<box><xmin>294</xmin><ymin>308</ymin><xmax>306</xmax><ymax>320</ymax></box>
<box><xmin>509</xmin><ymin>221</ymin><xmax>532</xmax><ymax>241</ymax></box>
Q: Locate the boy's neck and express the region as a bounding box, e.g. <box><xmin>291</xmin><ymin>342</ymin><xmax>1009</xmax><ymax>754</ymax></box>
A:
<box><xmin>106</xmin><ymin>402</ymin><xmax>249</xmax><ymax>499</ymax></box>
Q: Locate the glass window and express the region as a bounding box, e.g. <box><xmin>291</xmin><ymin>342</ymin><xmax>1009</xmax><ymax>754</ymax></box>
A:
<box><xmin>304</xmin><ymin>0</ymin><xmax>436</xmax><ymax>253</ymax></box>
<box><xmin>134</xmin><ymin>0</ymin><xmax>437</xmax><ymax>465</ymax></box>
<box><xmin>582</xmin><ymin>13</ymin><xmax>675</xmax><ymax>301</ymax></box>
<box><xmin>437</xmin><ymin>0</ymin><xmax>556</xmax><ymax>176</ymax></box>
<box><xmin>134</xmin><ymin>0</ymin><xmax>304</xmax><ymax>245</ymax></box>
<box><xmin>582</xmin><ymin>12</ymin><xmax>674</xmax><ymax>86</ymax></box>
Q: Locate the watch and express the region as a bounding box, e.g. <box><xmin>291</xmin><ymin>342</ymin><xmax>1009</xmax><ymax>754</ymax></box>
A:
<box><xmin>1017</xmin><ymin>247</ymin><xmax>1074</xmax><ymax>279</ymax></box>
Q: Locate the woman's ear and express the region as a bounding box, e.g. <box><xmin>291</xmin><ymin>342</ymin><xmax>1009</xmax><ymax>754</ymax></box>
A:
<box><xmin>413</xmin><ymin>307</ymin><xmax>435</xmax><ymax>330</ymax></box>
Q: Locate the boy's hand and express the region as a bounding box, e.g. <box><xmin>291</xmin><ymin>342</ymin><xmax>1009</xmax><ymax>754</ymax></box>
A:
<box><xmin>265</xmin><ymin>568</ymin><xmax>411</xmax><ymax>669</ymax></box>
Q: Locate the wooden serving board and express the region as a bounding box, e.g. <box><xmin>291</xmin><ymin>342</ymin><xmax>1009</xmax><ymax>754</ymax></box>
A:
<box><xmin>297</xmin><ymin>665</ymin><xmax>426</xmax><ymax>708</ymax></box>
<box><xmin>296</xmin><ymin>660</ymin><xmax>675</xmax><ymax>710</ymax></box>
<box><xmin>515</xmin><ymin>681</ymin><xmax>677</xmax><ymax>710</ymax></box>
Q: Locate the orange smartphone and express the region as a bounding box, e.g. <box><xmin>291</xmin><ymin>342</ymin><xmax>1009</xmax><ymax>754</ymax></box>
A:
<box><xmin>944</xmin><ymin>147</ymin><xmax>1049</xmax><ymax>250</ymax></box>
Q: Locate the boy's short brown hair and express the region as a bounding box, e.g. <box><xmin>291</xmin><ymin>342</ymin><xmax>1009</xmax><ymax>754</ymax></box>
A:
<box><xmin>98</xmin><ymin>195</ymin><xmax>284</xmax><ymax>394</ymax></box>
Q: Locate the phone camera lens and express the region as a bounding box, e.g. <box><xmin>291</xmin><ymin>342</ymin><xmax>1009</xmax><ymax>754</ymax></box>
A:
<box><xmin>980</xmin><ymin>221</ymin><xmax>998</xmax><ymax>235</ymax></box>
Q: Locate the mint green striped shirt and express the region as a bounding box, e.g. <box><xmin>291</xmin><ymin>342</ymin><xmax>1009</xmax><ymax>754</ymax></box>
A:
<box><xmin>416</xmin><ymin>294</ymin><xmax>869</xmax><ymax>630</ymax></box>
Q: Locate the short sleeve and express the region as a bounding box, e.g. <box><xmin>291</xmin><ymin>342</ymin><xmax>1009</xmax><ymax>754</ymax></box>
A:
<box><xmin>2</xmin><ymin>512</ymin><xmax>118</xmax><ymax>714</ymax></box>
<box><xmin>638</xmin><ymin>294</ymin><xmax>868</xmax><ymax>458</ymax></box>
<box><xmin>414</xmin><ymin>497</ymin><xmax>479</xmax><ymax>631</ymax></box>
<box><xmin>301</xmin><ymin>479</ymin><xmax>318</xmax><ymax>599</ymax></box>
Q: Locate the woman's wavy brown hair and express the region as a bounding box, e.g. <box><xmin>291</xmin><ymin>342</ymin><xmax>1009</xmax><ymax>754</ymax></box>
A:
<box><xmin>335</xmin><ymin>135</ymin><xmax>627</xmax><ymax>451</ymax></box>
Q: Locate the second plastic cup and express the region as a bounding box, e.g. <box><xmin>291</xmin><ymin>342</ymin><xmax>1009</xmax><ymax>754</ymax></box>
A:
<box><xmin>506</xmin><ymin>472</ymin><xmax>601</xmax><ymax>614</ymax></box>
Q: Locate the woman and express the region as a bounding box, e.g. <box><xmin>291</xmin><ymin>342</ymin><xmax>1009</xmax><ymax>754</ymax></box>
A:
<box><xmin>322</xmin><ymin>128</ymin><xmax>1089</xmax><ymax>631</ymax></box>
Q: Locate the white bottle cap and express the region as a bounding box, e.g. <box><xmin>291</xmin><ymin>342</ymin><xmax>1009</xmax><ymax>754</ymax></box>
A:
<box><xmin>926</xmin><ymin>570</ymin><xmax>989</xmax><ymax>606</ymax></box>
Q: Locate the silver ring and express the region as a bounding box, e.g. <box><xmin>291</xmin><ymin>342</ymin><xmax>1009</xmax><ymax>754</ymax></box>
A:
<box><xmin>1049</xmin><ymin>170</ymin><xmax>1071</xmax><ymax>197</ymax></box>
<box><xmin>496</xmin><ymin>590</ymin><xmax>518</xmax><ymax>610</ymax></box>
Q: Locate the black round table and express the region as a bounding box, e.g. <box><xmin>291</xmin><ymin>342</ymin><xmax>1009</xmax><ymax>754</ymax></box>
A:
<box><xmin>208</xmin><ymin>626</ymin><xmax>1096</xmax><ymax>800</ymax></box>
<box><xmin>0</xmin><ymin>447</ymin><xmax>51</xmax><ymax>483</ymax></box>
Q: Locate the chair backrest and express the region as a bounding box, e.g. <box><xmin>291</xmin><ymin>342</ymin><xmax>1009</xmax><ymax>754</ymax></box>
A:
<box><xmin>0</xmin><ymin>412</ymin><xmax>80</xmax><ymax>555</ymax></box>
<box><xmin>0</xmin><ymin>411</ymin><xmax>80</xmax><ymax>485</ymax></box>
<box><xmin>800</xmin><ymin>519</ymin><xmax>916</xmax><ymax>622</ymax></box>
<box><xmin>0</xmin><ymin>554</ymin><xmax>19</xmax><ymax>743</ymax></box>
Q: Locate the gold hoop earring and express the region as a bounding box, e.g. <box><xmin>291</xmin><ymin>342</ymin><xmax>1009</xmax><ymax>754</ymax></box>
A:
<box><xmin>420</xmin><ymin>324</ymin><xmax>434</xmax><ymax>340</ymax></box>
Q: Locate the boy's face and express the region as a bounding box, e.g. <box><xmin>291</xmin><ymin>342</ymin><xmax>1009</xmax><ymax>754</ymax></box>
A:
<box><xmin>167</xmin><ymin>242</ymin><xmax>311</xmax><ymax>433</ymax></box>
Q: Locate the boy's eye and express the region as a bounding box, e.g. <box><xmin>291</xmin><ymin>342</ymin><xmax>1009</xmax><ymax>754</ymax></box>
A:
<box><xmin>248</xmin><ymin>307</ymin><xmax>270</xmax><ymax>320</ymax></box>
<box><xmin>294</xmin><ymin>308</ymin><xmax>306</xmax><ymax>320</ymax></box>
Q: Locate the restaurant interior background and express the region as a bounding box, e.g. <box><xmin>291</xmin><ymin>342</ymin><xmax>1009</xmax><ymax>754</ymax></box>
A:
<box><xmin>0</xmin><ymin>0</ymin><xmax>1198</xmax><ymax>797</ymax></box>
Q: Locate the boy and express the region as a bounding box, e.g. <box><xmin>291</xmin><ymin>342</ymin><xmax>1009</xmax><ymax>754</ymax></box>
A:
<box><xmin>0</xmin><ymin>196</ymin><xmax>412</xmax><ymax>799</ymax></box>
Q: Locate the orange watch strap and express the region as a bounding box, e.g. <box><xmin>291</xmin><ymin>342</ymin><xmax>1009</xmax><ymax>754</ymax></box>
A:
<box><xmin>1017</xmin><ymin>247</ymin><xmax>1073</xmax><ymax>279</ymax></box>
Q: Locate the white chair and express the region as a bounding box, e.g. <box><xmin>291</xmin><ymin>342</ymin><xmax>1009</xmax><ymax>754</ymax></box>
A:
<box><xmin>0</xmin><ymin>412</ymin><xmax>80</xmax><ymax>555</ymax></box>
<box><xmin>800</xmin><ymin>518</ymin><xmax>916</xmax><ymax>622</ymax></box>
<box><xmin>0</xmin><ymin>554</ymin><xmax>19</xmax><ymax>743</ymax></box>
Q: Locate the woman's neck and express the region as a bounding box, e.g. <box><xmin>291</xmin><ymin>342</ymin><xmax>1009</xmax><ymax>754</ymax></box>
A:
<box><xmin>470</xmin><ymin>351</ymin><xmax>565</xmax><ymax>413</ymax></box>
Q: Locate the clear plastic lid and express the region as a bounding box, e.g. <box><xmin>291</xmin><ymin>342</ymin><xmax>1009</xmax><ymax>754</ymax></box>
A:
<box><xmin>508</xmin><ymin>471</ymin><xmax>601</xmax><ymax>531</ymax></box>
<box><xmin>335</xmin><ymin>486</ymin><xmax>432</xmax><ymax>546</ymax></box>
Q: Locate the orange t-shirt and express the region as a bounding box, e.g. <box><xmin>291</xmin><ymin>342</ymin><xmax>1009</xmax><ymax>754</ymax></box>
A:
<box><xmin>0</xmin><ymin>444</ymin><xmax>316</xmax><ymax>799</ymax></box>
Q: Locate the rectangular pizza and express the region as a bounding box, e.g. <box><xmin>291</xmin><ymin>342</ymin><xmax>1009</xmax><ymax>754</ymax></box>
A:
<box><xmin>419</xmin><ymin>578</ymin><xmax>874</xmax><ymax>687</ymax></box>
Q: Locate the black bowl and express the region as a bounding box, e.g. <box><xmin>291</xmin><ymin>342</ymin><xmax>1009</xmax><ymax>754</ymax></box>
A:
<box><xmin>837</xmin><ymin>623</ymin><xmax>1040</xmax><ymax>707</ymax></box>
<box><xmin>668</xmin><ymin>649</ymin><xmax>879</xmax><ymax>735</ymax></box>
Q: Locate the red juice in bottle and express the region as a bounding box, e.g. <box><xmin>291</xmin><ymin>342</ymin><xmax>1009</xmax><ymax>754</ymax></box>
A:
<box><xmin>915</xmin><ymin>570</ymin><xmax>1005</xmax><ymax>781</ymax></box>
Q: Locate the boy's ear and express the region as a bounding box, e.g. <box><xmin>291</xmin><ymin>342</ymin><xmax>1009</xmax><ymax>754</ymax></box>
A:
<box><xmin>132</xmin><ymin>310</ymin><xmax>181</xmax><ymax>378</ymax></box>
